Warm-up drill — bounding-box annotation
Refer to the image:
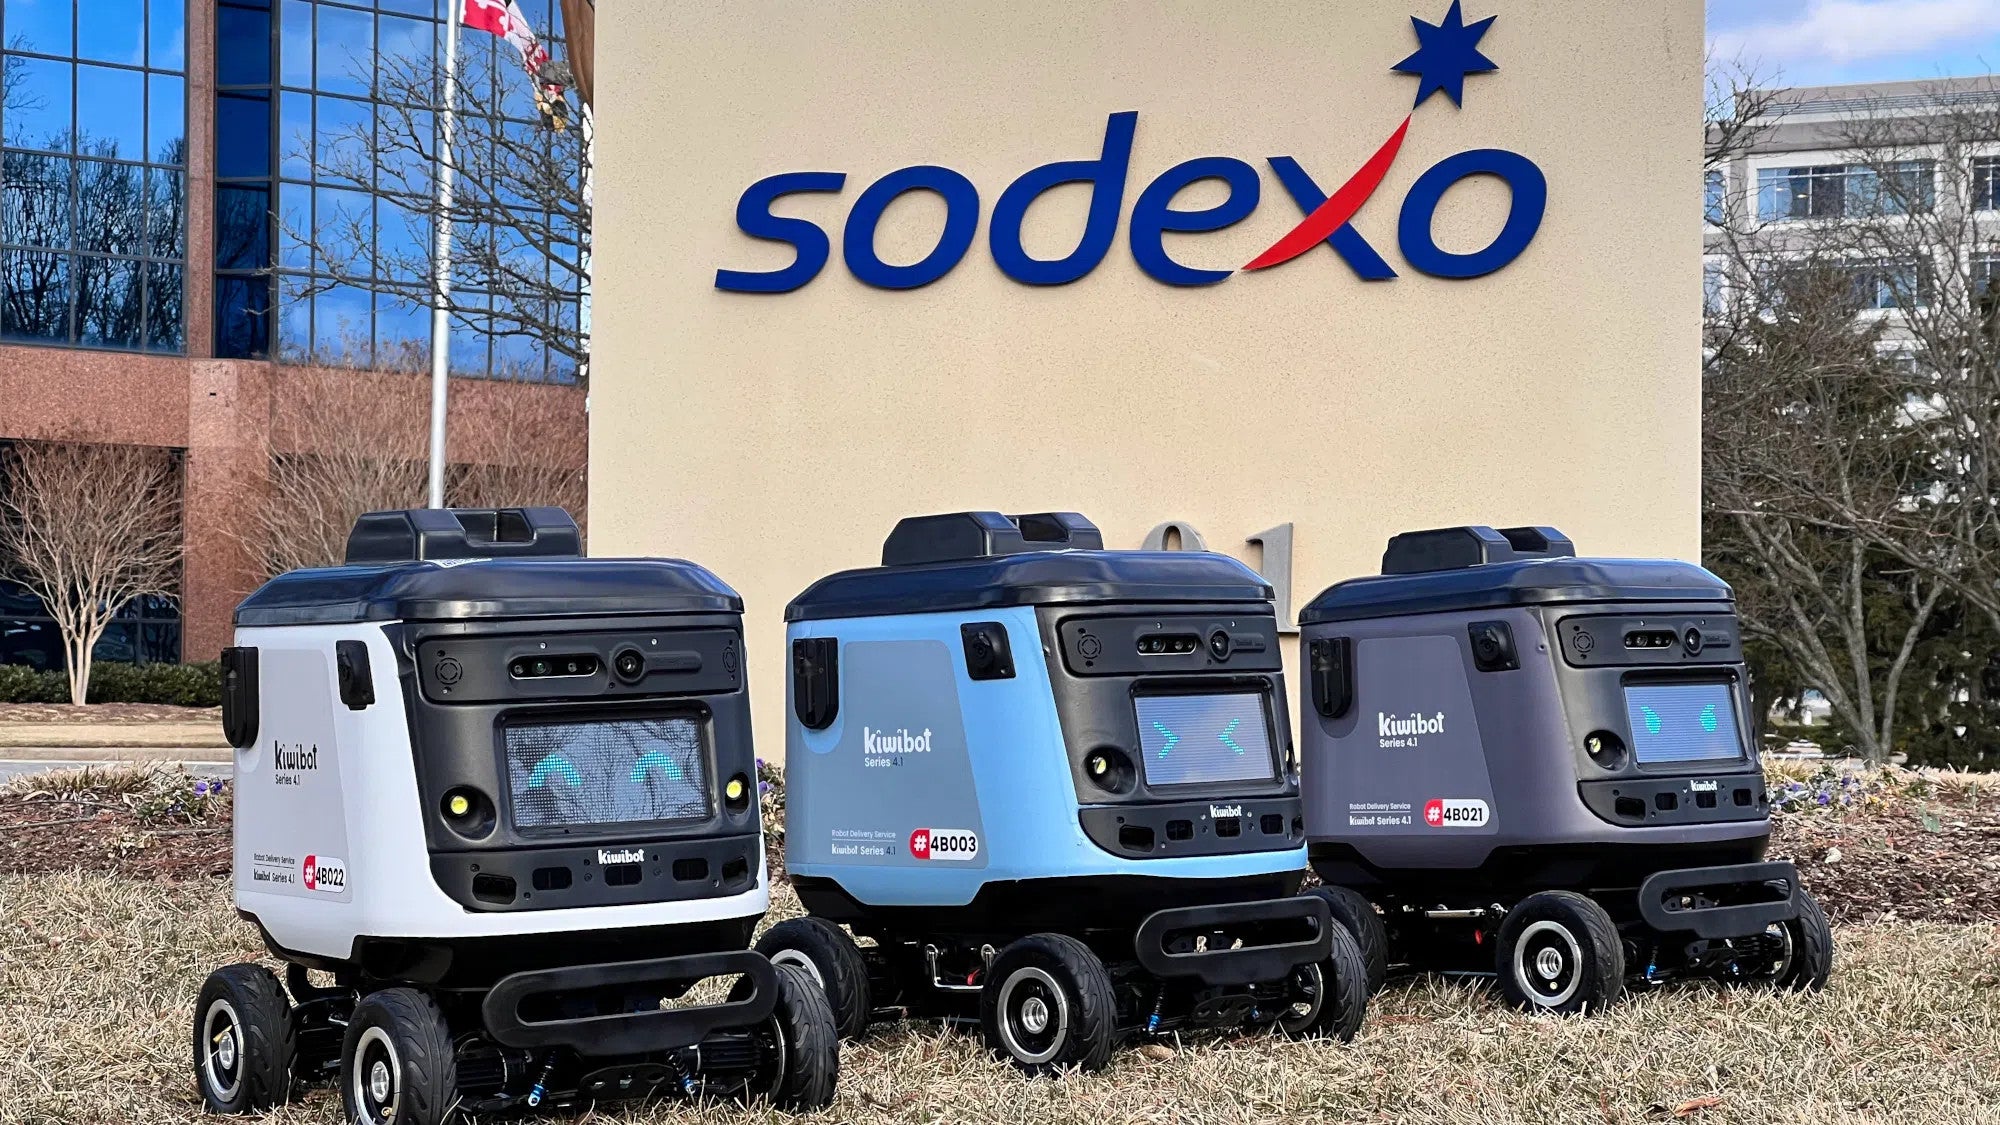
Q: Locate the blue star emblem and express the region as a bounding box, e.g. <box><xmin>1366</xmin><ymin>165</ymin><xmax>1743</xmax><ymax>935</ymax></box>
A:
<box><xmin>1391</xmin><ymin>1</ymin><xmax>1499</xmax><ymax>109</ymax></box>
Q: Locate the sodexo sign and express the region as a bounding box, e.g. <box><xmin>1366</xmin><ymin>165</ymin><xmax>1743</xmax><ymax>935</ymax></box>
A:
<box><xmin>715</xmin><ymin>2</ymin><xmax>1543</xmax><ymax>293</ymax></box>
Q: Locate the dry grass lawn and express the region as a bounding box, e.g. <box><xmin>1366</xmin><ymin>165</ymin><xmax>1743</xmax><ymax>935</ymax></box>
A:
<box><xmin>2</xmin><ymin>873</ymin><xmax>1997</xmax><ymax>1125</ymax></box>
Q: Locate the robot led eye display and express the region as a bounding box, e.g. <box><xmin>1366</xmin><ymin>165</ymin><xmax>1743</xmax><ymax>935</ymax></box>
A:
<box><xmin>1623</xmin><ymin>683</ymin><xmax>1742</xmax><ymax>765</ymax></box>
<box><xmin>1133</xmin><ymin>693</ymin><xmax>1276</xmax><ymax>786</ymax></box>
<box><xmin>506</xmin><ymin>719</ymin><xmax>710</xmax><ymax>829</ymax></box>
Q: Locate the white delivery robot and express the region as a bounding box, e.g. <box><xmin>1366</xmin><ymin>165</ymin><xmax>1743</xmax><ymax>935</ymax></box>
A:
<box><xmin>192</xmin><ymin>508</ymin><xmax>836</xmax><ymax>1124</ymax></box>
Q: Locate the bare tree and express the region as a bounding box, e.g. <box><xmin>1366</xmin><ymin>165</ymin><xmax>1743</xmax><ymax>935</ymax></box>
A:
<box><xmin>241</xmin><ymin>340</ymin><xmax>586</xmax><ymax>575</ymax></box>
<box><xmin>286</xmin><ymin>24</ymin><xmax>589</xmax><ymax>378</ymax></box>
<box><xmin>0</xmin><ymin>441</ymin><xmax>182</xmax><ymax>705</ymax></box>
<box><xmin>1701</xmin><ymin>76</ymin><xmax>2000</xmax><ymax>760</ymax></box>
<box><xmin>1704</xmin><ymin>266</ymin><xmax>1947</xmax><ymax>762</ymax></box>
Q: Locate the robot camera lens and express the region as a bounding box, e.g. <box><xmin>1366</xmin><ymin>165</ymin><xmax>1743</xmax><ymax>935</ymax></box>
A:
<box><xmin>1683</xmin><ymin>627</ymin><xmax>1703</xmax><ymax>655</ymax></box>
<box><xmin>613</xmin><ymin>649</ymin><xmax>646</xmax><ymax>682</ymax></box>
<box><xmin>1208</xmin><ymin>630</ymin><xmax>1231</xmax><ymax>660</ymax></box>
<box><xmin>531</xmin><ymin>660</ymin><xmax>550</xmax><ymax>676</ymax></box>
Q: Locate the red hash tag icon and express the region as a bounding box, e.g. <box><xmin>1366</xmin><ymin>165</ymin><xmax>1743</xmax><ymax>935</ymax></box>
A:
<box><xmin>908</xmin><ymin>829</ymin><xmax>931</xmax><ymax>860</ymax></box>
<box><xmin>1423</xmin><ymin>800</ymin><xmax>1445</xmax><ymax>828</ymax></box>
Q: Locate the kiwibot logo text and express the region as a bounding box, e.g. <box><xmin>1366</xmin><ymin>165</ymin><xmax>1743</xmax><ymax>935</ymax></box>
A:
<box><xmin>272</xmin><ymin>741</ymin><xmax>320</xmax><ymax>786</ymax></box>
<box><xmin>863</xmin><ymin>726</ymin><xmax>933</xmax><ymax>768</ymax></box>
<box><xmin>1377</xmin><ymin>711</ymin><xmax>1446</xmax><ymax>748</ymax></box>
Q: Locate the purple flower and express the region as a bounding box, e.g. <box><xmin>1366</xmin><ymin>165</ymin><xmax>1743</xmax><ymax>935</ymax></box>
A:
<box><xmin>193</xmin><ymin>780</ymin><xmax>211</xmax><ymax>796</ymax></box>
<box><xmin>759</xmin><ymin>781</ymin><xmax>772</xmax><ymax>795</ymax></box>
<box><xmin>1816</xmin><ymin>791</ymin><xmax>1831</xmax><ymax>805</ymax></box>
<box><xmin>756</xmin><ymin>757</ymin><xmax>766</xmax><ymax>769</ymax></box>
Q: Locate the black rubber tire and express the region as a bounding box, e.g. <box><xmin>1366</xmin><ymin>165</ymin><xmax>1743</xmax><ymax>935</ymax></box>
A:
<box><xmin>1495</xmin><ymin>891</ymin><xmax>1625</xmax><ymax>1015</ymax></box>
<box><xmin>1311</xmin><ymin>885</ymin><xmax>1390</xmax><ymax>995</ymax></box>
<box><xmin>1277</xmin><ymin>921</ymin><xmax>1371</xmax><ymax>1042</ymax></box>
<box><xmin>339</xmin><ymin>988</ymin><xmax>457</xmax><ymax>1125</ymax></box>
<box><xmin>760</xmin><ymin>962</ymin><xmax>841</xmax><ymax>1110</ymax></box>
<box><xmin>1772</xmin><ymin>889</ymin><xmax>1834</xmax><ymax>992</ymax></box>
<box><xmin>192</xmin><ymin>963</ymin><xmax>297</xmax><ymax>1113</ymax></box>
<box><xmin>979</xmin><ymin>933</ymin><xmax>1118</xmax><ymax>1075</ymax></box>
<box><xmin>755</xmin><ymin>916</ymin><xmax>874</xmax><ymax>1039</ymax></box>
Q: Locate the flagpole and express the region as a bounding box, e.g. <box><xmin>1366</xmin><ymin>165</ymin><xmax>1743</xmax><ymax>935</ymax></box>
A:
<box><xmin>426</xmin><ymin>0</ymin><xmax>464</xmax><ymax>509</ymax></box>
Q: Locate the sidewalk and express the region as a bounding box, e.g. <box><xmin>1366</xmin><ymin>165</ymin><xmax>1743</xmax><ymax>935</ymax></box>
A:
<box><xmin>0</xmin><ymin>721</ymin><xmax>228</xmax><ymax>757</ymax></box>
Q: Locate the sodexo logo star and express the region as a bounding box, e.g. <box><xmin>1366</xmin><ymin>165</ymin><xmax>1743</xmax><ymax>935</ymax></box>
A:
<box><xmin>715</xmin><ymin>2</ymin><xmax>1543</xmax><ymax>293</ymax></box>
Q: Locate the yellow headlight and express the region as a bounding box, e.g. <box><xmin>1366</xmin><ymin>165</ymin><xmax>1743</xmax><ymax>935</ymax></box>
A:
<box><xmin>725</xmin><ymin>778</ymin><xmax>746</xmax><ymax>801</ymax></box>
<box><xmin>448</xmin><ymin>794</ymin><xmax>471</xmax><ymax>817</ymax></box>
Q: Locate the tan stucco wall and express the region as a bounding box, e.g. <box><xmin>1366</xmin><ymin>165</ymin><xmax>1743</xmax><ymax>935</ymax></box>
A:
<box><xmin>588</xmin><ymin>0</ymin><xmax>1705</xmax><ymax>755</ymax></box>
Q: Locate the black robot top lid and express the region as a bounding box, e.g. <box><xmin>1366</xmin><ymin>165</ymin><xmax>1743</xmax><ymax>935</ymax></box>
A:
<box><xmin>785</xmin><ymin>511</ymin><xmax>1273</xmax><ymax>621</ymax></box>
<box><xmin>1298</xmin><ymin>525</ymin><xmax>1731</xmax><ymax>624</ymax></box>
<box><xmin>234</xmin><ymin>508</ymin><xmax>742</xmax><ymax>626</ymax></box>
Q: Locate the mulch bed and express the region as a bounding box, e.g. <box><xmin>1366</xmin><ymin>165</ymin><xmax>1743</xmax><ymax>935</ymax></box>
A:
<box><xmin>0</xmin><ymin>703</ymin><xmax>222</xmax><ymax>724</ymax></box>
<box><xmin>1770</xmin><ymin>801</ymin><xmax>2000</xmax><ymax>924</ymax></box>
<box><xmin>0</xmin><ymin>795</ymin><xmax>230</xmax><ymax>881</ymax></box>
<box><xmin>3</xmin><ymin>771</ymin><xmax>1995</xmax><ymax>927</ymax></box>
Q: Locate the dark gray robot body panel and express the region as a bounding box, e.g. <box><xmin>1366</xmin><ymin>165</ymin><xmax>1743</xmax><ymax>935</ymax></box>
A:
<box><xmin>1298</xmin><ymin>528</ymin><xmax>1772</xmax><ymax>897</ymax></box>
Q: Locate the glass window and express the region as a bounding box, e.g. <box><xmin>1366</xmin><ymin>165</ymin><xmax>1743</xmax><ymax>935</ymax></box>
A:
<box><xmin>3</xmin><ymin>2</ymin><xmax>188</xmax><ymax>354</ymax></box>
<box><xmin>144</xmin><ymin>261</ymin><xmax>182</xmax><ymax>350</ymax></box>
<box><xmin>248</xmin><ymin>0</ymin><xmax>580</xmax><ymax>377</ymax></box>
<box><xmin>314</xmin><ymin>3</ymin><xmax>372</xmax><ymax>97</ymax></box>
<box><xmin>314</xmin><ymin>184</ymin><xmax>373</xmax><ymax>272</ymax></box>
<box><xmin>215</xmin><ymin>273</ymin><xmax>271</xmax><ymax>356</ymax></box>
<box><xmin>448</xmin><ymin>291</ymin><xmax>489</xmax><ymax>374</ymax></box>
<box><xmin>145</xmin><ymin>167</ymin><xmax>185</xmax><ymax>256</ymax></box>
<box><xmin>6</xmin><ymin>57</ymin><xmax>74</xmax><ymax>151</ymax></box>
<box><xmin>275</xmin><ymin>272</ymin><xmax>310</xmax><ymax>358</ymax></box>
<box><xmin>74</xmin><ymin>253</ymin><xmax>143</xmax><ymax>347</ymax></box>
<box><xmin>76</xmin><ymin>64</ymin><xmax>146</xmax><ymax>158</ymax></box>
<box><xmin>215</xmin><ymin>89</ymin><xmax>272</xmax><ymax>177</ymax></box>
<box><xmin>4</xmin><ymin>0</ymin><xmax>74</xmax><ymax>55</ymax></box>
<box><xmin>376</xmin><ymin>12</ymin><xmax>431</xmax><ymax>73</ymax></box>
<box><xmin>148</xmin><ymin>0</ymin><xmax>186</xmax><ymax>70</ymax></box>
<box><xmin>313</xmin><ymin>282</ymin><xmax>370</xmax><ymax>357</ymax></box>
<box><xmin>76</xmin><ymin>0</ymin><xmax>144</xmax><ymax>65</ymax></box>
<box><xmin>217</xmin><ymin>0</ymin><xmax>273</xmax><ymax>85</ymax></box>
<box><xmin>279</xmin><ymin>91</ymin><xmax>312</xmax><ymax>177</ymax></box>
<box><xmin>312</xmin><ymin>93</ymin><xmax>370</xmax><ymax>176</ymax></box>
<box><xmin>1756</xmin><ymin>161</ymin><xmax>1935</xmax><ymax>221</ymax></box>
<box><xmin>1</xmin><ymin>249</ymin><xmax>71</xmax><ymax>341</ymax></box>
<box><xmin>373</xmin><ymin>288</ymin><xmax>425</xmax><ymax>367</ymax></box>
<box><xmin>2</xmin><ymin>150</ymin><xmax>73</xmax><ymax>248</ymax></box>
<box><xmin>1847</xmin><ymin>259</ymin><xmax>1930</xmax><ymax>311</ymax></box>
<box><xmin>1976</xmin><ymin>157</ymin><xmax>2000</xmax><ymax>213</ymax></box>
<box><xmin>215</xmin><ymin>183</ymin><xmax>270</xmax><ymax>270</ymax></box>
<box><xmin>1705</xmin><ymin>169</ymin><xmax>1726</xmax><ymax>226</ymax></box>
<box><xmin>148</xmin><ymin>73</ymin><xmax>185</xmax><ymax>163</ymax></box>
<box><xmin>73</xmin><ymin>159</ymin><xmax>145</xmax><ymax>254</ymax></box>
<box><xmin>375</xmin><ymin>193</ymin><xmax>428</xmax><ymax>271</ymax></box>
<box><xmin>277</xmin><ymin>180</ymin><xmax>311</xmax><ymax>269</ymax></box>
<box><xmin>278</xmin><ymin>0</ymin><xmax>312</xmax><ymax>86</ymax></box>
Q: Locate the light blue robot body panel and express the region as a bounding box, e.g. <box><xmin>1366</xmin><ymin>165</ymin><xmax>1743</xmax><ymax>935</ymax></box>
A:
<box><xmin>785</xmin><ymin>607</ymin><xmax>1305</xmax><ymax>908</ymax></box>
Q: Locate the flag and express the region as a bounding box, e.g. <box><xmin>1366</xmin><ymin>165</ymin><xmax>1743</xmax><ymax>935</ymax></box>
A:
<box><xmin>462</xmin><ymin>0</ymin><xmax>563</xmax><ymax>99</ymax></box>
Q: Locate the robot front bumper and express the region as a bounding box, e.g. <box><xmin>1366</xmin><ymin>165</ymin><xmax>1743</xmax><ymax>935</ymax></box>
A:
<box><xmin>481</xmin><ymin>950</ymin><xmax>778</xmax><ymax>1057</ymax></box>
<box><xmin>1132</xmin><ymin>894</ymin><xmax>1333</xmax><ymax>987</ymax></box>
<box><xmin>1636</xmin><ymin>860</ymin><xmax>1803</xmax><ymax>940</ymax></box>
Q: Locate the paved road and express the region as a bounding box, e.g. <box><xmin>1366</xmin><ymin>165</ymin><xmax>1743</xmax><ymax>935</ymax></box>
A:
<box><xmin>0</xmin><ymin>758</ymin><xmax>231</xmax><ymax>784</ymax></box>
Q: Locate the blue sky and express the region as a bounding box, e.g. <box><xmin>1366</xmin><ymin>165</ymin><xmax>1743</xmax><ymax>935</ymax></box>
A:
<box><xmin>1709</xmin><ymin>0</ymin><xmax>2000</xmax><ymax>87</ymax></box>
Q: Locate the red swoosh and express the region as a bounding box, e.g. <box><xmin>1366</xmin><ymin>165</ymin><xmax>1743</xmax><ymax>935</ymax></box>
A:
<box><xmin>1242</xmin><ymin>114</ymin><xmax>1412</xmax><ymax>272</ymax></box>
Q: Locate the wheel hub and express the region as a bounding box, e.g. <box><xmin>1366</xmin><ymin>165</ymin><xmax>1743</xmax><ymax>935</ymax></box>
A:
<box><xmin>1020</xmin><ymin>996</ymin><xmax>1050</xmax><ymax>1034</ymax></box>
<box><xmin>213</xmin><ymin>1029</ymin><xmax>237</xmax><ymax>1070</ymax></box>
<box><xmin>1535</xmin><ymin>947</ymin><xmax>1565</xmax><ymax>981</ymax></box>
<box><xmin>368</xmin><ymin>1060</ymin><xmax>393</xmax><ymax>1105</ymax></box>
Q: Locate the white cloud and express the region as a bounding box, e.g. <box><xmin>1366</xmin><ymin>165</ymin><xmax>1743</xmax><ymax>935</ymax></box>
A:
<box><xmin>1710</xmin><ymin>0</ymin><xmax>2000</xmax><ymax>66</ymax></box>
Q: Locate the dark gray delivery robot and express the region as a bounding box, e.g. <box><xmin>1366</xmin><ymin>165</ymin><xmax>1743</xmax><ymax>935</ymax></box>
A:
<box><xmin>1297</xmin><ymin>526</ymin><xmax>1831</xmax><ymax>1014</ymax></box>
